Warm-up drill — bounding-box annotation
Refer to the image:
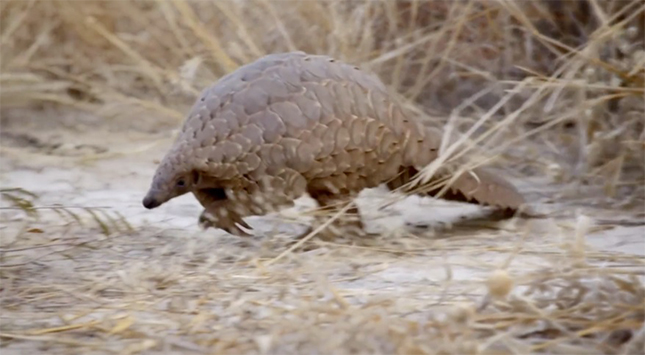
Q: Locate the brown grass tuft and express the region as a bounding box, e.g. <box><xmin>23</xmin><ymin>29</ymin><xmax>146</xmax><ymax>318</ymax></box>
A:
<box><xmin>1</xmin><ymin>0</ymin><xmax>644</xmax><ymax>354</ymax></box>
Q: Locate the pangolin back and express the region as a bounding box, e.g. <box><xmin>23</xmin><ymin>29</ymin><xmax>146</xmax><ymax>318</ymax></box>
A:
<box><xmin>168</xmin><ymin>52</ymin><xmax>439</xmax><ymax>185</ymax></box>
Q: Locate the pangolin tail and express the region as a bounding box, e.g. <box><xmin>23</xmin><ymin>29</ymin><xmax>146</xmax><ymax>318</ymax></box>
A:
<box><xmin>386</xmin><ymin>164</ymin><xmax>527</xmax><ymax>219</ymax></box>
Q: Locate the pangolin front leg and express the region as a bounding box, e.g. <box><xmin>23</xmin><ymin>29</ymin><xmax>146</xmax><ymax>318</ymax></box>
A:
<box><xmin>193</xmin><ymin>185</ymin><xmax>256</xmax><ymax>237</ymax></box>
<box><xmin>198</xmin><ymin>199</ymin><xmax>254</xmax><ymax>237</ymax></box>
<box><xmin>197</xmin><ymin>168</ymin><xmax>309</xmax><ymax>237</ymax></box>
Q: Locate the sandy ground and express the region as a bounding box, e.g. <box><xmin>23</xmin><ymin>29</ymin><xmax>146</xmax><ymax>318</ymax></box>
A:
<box><xmin>1</xmin><ymin>107</ymin><xmax>643</xmax><ymax>354</ymax></box>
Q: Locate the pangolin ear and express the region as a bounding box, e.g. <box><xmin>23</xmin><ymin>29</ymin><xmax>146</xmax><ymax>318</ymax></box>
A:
<box><xmin>191</xmin><ymin>170</ymin><xmax>201</xmax><ymax>185</ymax></box>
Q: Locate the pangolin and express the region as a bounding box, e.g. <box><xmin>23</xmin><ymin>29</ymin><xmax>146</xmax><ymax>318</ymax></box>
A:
<box><xmin>142</xmin><ymin>51</ymin><xmax>526</xmax><ymax>237</ymax></box>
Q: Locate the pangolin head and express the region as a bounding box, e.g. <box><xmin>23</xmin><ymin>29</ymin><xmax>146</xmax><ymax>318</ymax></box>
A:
<box><xmin>142</xmin><ymin>146</ymin><xmax>197</xmax><ymax>210</ymax></box>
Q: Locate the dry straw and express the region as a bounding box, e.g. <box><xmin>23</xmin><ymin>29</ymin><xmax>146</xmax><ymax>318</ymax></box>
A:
<box><xmin>1</xmin><ymin>0</ymin><xmax>643</xmax><ymax>354</ymax></box>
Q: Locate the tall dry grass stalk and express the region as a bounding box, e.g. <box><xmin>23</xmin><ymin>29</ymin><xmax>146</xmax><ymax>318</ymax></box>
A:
<box><xmin>1</xmin><ymin>2</ymin><xmax>644</xmax><ymax>354</ymax></box>
<box><xmin>0</xmin><ymin>0</ymin><xmax>643</xmax><ymax>194</ymax></box>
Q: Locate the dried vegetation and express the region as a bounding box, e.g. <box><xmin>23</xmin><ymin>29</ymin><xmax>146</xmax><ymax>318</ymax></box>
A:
<box><xmin>1</xmin><ymin>0</ymin><xmax>644</xmax><ymax>354</ymax></box>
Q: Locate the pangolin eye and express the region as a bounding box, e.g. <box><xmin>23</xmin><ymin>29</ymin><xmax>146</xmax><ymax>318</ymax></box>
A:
<box><xmin>176</xmin><ymin>179</ymin><xmax>186</xmax><ymax>187</ymax></box>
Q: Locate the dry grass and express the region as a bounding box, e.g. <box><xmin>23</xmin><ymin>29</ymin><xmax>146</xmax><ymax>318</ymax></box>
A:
<box><xmin>1</xmin><ymin>0</ymin><xmax>644</xmax><ymax>354</ymax></box>
<box><xmin>2</xmin><ymin>200</ymin><xmax>644</xmax><ymax>355</ymax></box>
<box><xmin>2</xmin><ymin>0</ymin><xmax>643</xmax><ymax>184</ymax></box>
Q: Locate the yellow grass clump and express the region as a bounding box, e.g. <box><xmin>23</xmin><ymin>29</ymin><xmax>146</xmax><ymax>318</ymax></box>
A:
<box><xmin>1</xmin><ymin>0</ymin><xmax>644</xmax><ymax>354</ymax></box>
<box><xmin>2</xmin><ymin>0</ymin><xmax>643</xmax><ymax>184</ymax></box>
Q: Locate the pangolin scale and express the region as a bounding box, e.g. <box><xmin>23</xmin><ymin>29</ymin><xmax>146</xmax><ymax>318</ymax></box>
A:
<box><xmin>142</xmin><ymin>51</ymin><xmax>526</xmax><ymax>236</ymax></box>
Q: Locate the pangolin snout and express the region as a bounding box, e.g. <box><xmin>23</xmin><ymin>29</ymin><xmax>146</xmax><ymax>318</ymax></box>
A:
<box><xmin>142</xmin><ymin>195</ymin><xmax>161</xmax><ymax>209</ymax></box>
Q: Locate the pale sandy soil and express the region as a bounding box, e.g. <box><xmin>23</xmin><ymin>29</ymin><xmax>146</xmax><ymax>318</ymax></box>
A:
<box><xmin>1</xmin><ymin>107</ymin><xmax>643</xmax><ymax>354</ymax></box>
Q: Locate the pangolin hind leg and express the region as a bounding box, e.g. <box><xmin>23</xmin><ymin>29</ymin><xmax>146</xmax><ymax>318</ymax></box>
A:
<box><xmin>302</xmin><ymin>179</ymin><xmax>367</xmax><ymax>241</ymax></box>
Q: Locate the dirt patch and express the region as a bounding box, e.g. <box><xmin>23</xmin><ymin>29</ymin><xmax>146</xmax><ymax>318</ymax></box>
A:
<box><xmin>1</xmin><ymin>109</ymin><xmax>643</xmax><ymax>354</ymax></box>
